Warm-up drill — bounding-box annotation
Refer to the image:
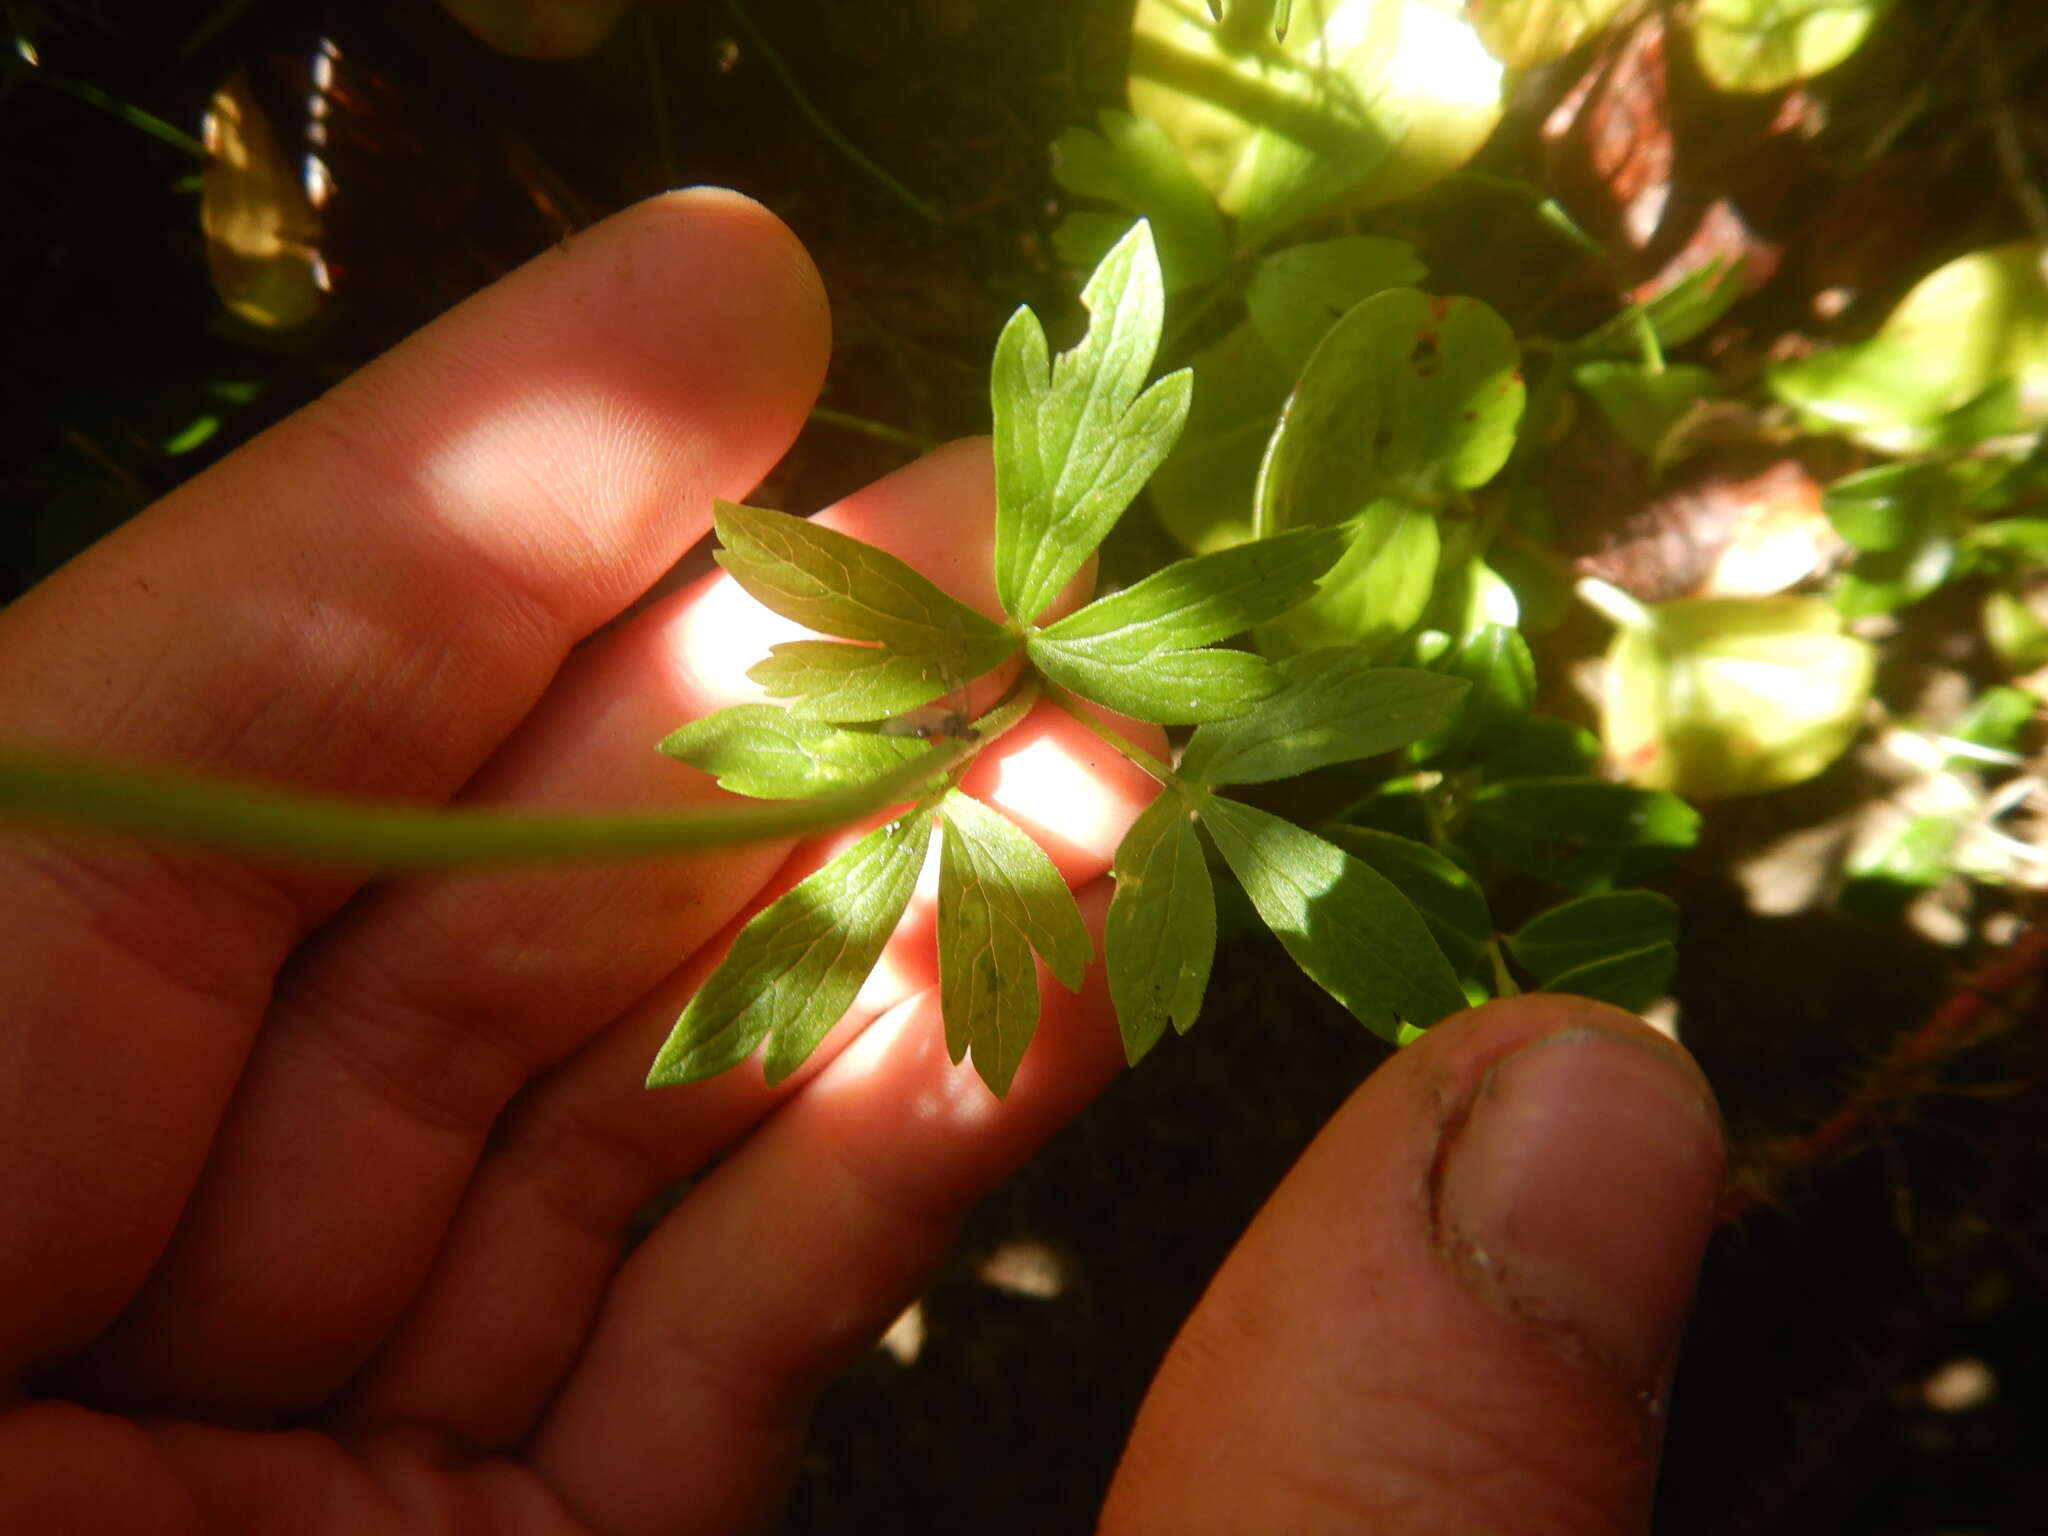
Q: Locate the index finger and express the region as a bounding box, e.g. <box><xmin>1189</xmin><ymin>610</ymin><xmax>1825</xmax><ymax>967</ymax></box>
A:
<box><xmin>0</xmin><ymin>190</ymin><xmax>829</xmax><ymax>1378</ymax></box>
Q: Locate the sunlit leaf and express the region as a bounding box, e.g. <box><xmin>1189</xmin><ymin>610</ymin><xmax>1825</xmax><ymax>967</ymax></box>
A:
<box><xmin>1572</xmin><ymin>362</ymin><xmax>1719</xmax><ymax>459</ymax></box>
<box><xmin>647</xmin><ymin>811</ymin><xmax>934</xmax><ymax>1088</ymax></box>
<box><xmin>1770</xmin><ymin>243</ymin><xmax>2048</xmax><ymax>454</ymax></box>
<box><xmin>1602</xmin><ymin>595</ymin><xmax>1876</xmax><ymax>797</ymax></box>
<box><xmin>1029</xmin><ymin>524</ymin><xmax>1345</xmax><ymax>720</ymax></box>
<box><xmin>1106</xmin><ymin>790</ymin><xmax>1217</xmax><ymax>1063</ymax></box>
<box><xmin>1180</xmin><ymin>646</ymin><xmax>1468</xmax><ymax>784</ymax></box>
<box><xmin>993</xmin><ymin>222</ymin><xmax>1193</xmax><ymax>624</ymax></box>
<box><xmin>1128</xmin><ymin>0</ymin><xmax>1502</xmax><ymax>243</ymax></box>
<box><xmin>1840</xmin><ymin>812</ymin><xmax>1962</xmax><ymax>919</ymax></box>
<box><xmin>657</xmin><ymin>705</ymin><xmax>923</xmax><ymax>798</ymax></box>
<box><xmin>1245</xmin><ymin>236</ymin><xmax>1426</xmax><ymax>375</ymax></box>
<box><xmin>1693</xmin><ymin>0</ymin><xmax>1896</xmax><ymax>93</ymax></box>
<box><xmin>1259</xmin><ymin>288</ymin><xmax>1524</xmax><ymax>528</ymax></box>
<box><xmin>1035</xmin><ymin>524</ymin><xmax>1348</xmax><ymax>659</ymax></box>
<box><xmin>1259</xmin><ymin>498</ymin><xmax>1441</xmax><ymax>655</ymax></box>
<box><xmin>1579</xmin><ymin>260</ymin><xmax>1747</xmax><ymax>355</ymax></box>
<box><xmin>1201</xmin><ymin>795</ymin><xmax>1468</xmax><ymax>1040</ymax></box>
<box><xmin>1470</xmin><ymin>0</ymin><xmax>1629</xmax><ymax>67</ymax></box>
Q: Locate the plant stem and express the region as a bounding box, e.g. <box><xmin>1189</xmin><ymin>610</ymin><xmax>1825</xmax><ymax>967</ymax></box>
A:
<box><xmin>0</xmin><ymin>739</ymin><xmax>978</xmax><ymax>869</ymax></box>
<box><xmin>1043</xmin><ymin>683</ymin><xmax>1176</xmax><ymax>784</ymax></box>
<box><xmin>717</xmin><ymin>0</ymin><xmax>940</xmax><ymax>225</ymax></box>
<box><xmin>808</xmin><ymin>406</ymin><xmax>937</xmax><ymax>456</ymax></box>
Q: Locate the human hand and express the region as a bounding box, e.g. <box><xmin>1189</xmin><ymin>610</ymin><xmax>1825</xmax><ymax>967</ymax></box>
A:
<box><xmin>0</xmin><ymin>191</ymin><xmax>1722</xmax><ymax>1533</ymax></box>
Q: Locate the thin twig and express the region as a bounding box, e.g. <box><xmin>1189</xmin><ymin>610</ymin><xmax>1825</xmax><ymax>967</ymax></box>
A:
<box><xmin>718</xmin><ymin>0</ymin><xmax>940</xmax><ymax>225</ymax></box>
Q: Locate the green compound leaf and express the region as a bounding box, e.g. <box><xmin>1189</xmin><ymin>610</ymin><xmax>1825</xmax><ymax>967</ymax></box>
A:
<box><xmin>657</xmin><ymin>705</ymin><xmax>923</xmax><ymax>798</ymax></box>
<box><xmin>1200</xmin><ymin>796</ymin><xmax>1468</xmax><ymax>1042</ymax></box>
<box><xmin>1027</xmin><ymin>524</ymin><xmax>1348</xmax><ymax>722</ymax></box>
<box><xmin>992</xmin><ymin>220</ymin><xmax>1194</xmax><ymax>625</ymax></box>
<box><xmin>647</xmin><ymin>810</ymin><xmax>934</xmax><ymax>1089</ymax></box>
<box><xmin>936</xmin><ymin>791</ymin><xmax>1092</xmax><ymax>1097</ymax></box>
<box><xmin>1244</xmin><ymin>236</ymin><xmax>1426</xmax><ymax>376</ymax></box>
<box><xmin>1180</xmin><ymin>646</ymin><xmax>1469</xmax><ymax>785</ymax></box>
<box><xmin>1105</xmin><ymin>790</ymin><xmax>1216</xmax><ymax>1065</ymax></box>
<box><xmin>715</xmin><ymin>497</ymin><xmax>1015</xmax><ymax>668</ymax></box>
<box><xmin>748</xmin><ymin>641</ymin><xmax>986</xmax><ymax>724</ymax></box>
<box><xmin>1050</xmin><ymin>110</ymin><xmax>1231</xmax><ymax>295</ymax></box>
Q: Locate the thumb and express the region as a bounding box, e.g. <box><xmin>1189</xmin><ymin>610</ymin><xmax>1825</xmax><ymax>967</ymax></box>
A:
<box><xmin>1101</xmin><ymin>995</ymin><xmax>1723</xmax><ymax>1536</ymax></box>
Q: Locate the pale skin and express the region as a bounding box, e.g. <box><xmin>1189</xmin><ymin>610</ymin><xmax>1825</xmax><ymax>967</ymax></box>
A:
<box><xmin>0</xmin><ymin>190</ymin><xmax>1726</xmax><ymax>1533</ymax></box>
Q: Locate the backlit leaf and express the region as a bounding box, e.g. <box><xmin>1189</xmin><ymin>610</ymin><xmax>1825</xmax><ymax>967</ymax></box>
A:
<box><xmin>748</xmin><ymin>641</ymin><xmax>987</xmax><ymax>724</ymax></box>
<box><xmin>1106</xmin><ymin>789</ymin><xmax>1216</xmax><ymax>1063</ymax></box>
<box><xmin>647</xmin><ymin>810</ymin><xmax>934</xmax><ymax>1088</ymax></box>
<box><xmin>657</xmin><ymin>705</ymin><xmax>922</xmax><ymax>797</ymax></box>
<box><xmin>1030</xmin><ymin>643</ymin><xmax>1278</xmax><ymax>725</ymax></box>
<box><xmin>714</xmin><ymin>500</ymin><xmax>1014</xmax><ymax>666</ymax></box>
<box><xmin>937</xmin><ymin>791</ymin><xmax>1092</xmax><ymax>1097</ymax></box>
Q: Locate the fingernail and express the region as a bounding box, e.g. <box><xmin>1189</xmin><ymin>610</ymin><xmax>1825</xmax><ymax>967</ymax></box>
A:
<box><xmin>1436</xmin><ymin>1027</ymin><xmax>1724</xmax><ymax>1389</ymax></box>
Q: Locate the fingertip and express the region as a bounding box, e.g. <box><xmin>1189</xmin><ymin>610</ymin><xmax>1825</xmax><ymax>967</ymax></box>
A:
<box><xmin>1103</xmin><ymin>995</ymin><xmax>1724</xmax><ymax>1534</ymax></box>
